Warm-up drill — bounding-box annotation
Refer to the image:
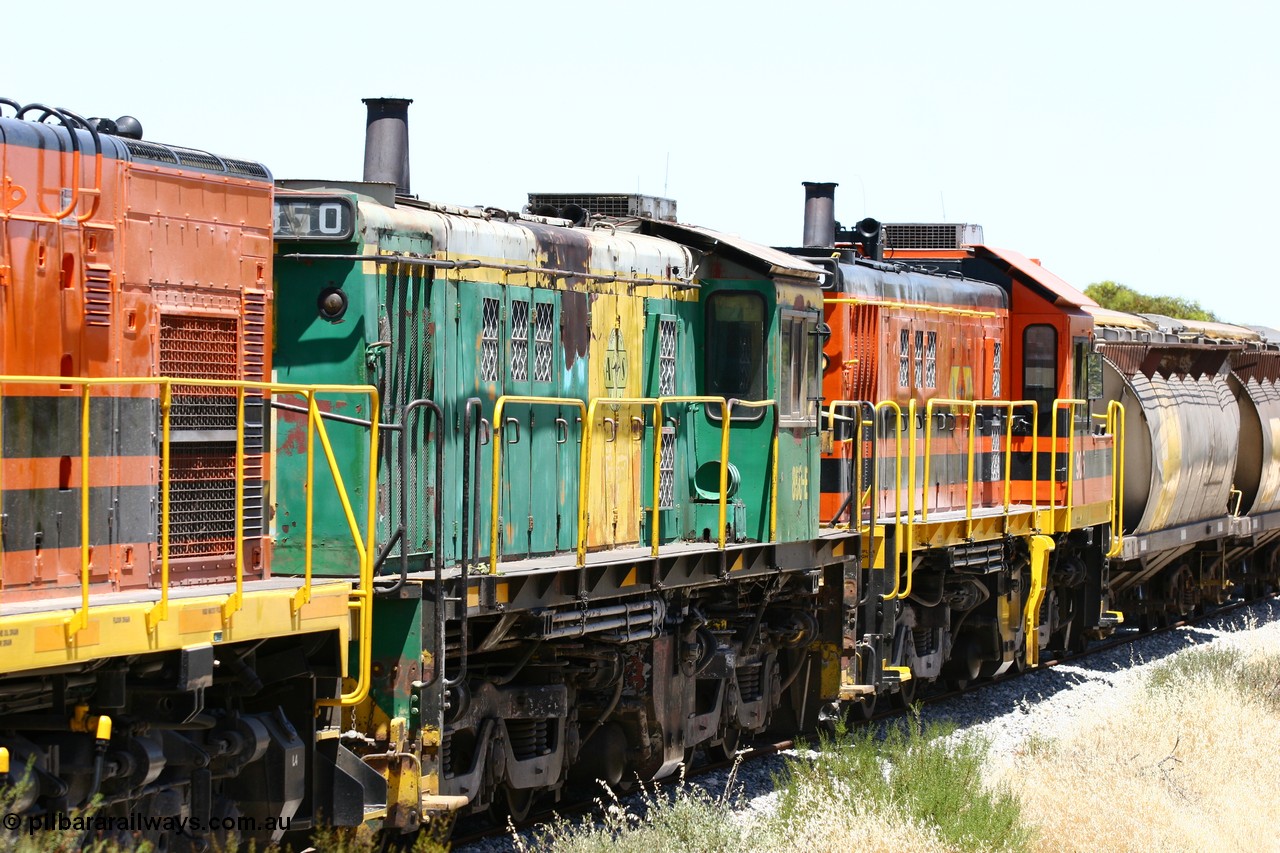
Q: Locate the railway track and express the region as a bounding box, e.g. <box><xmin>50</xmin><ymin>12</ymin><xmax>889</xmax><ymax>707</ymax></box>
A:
<box><xmin>445</xmin><ymin>593</ymin><xmax>1272</xmax><ymax>851</ymax></box>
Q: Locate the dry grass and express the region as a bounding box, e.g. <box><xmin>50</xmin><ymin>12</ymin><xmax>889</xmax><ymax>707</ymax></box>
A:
<box><xmin>523</xmin><ymin>721</ymin><xmax>1030</xmax><ymax>853</ymax></box>
<box><xmin>1002</xmin><ymin>644</ymin><xmax>1280</xmax><ymax>852</ymax></box>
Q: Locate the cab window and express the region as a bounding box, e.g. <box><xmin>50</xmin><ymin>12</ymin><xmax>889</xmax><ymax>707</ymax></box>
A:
<box><xmin>706</xmin><ymin>291</ymin><xmax>765</xmax><ymax>418</ymax></box>
<box><xmin>1023</xmin><ymin>324</ymin><xmax>1058</xmax><ymax>411</ymax></box>
<box><xmin>779</xmin><ymin>309</ymin><xmax>820</xmax><ymax>426</ymax></box>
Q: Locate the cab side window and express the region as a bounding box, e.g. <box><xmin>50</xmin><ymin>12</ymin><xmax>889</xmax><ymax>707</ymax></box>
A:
<box><xmin>779</xmin><ymin>309</ymin><xmax>820</xmax><ymax>426</ymax></box>
<box><xmin>1023</xmin><ymin>324</ymin><xmax>1057</xmax><ymax>410</ymax></box>
<box><xmin>706</xmin><ymin>292</ymin><xmax>765</xmax><ymax>411</ymax></box>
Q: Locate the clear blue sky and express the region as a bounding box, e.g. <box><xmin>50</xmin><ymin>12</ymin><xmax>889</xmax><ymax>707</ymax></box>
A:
<box><xmin>7</xmin><ymin>0</ymin><xmax>1278</xmax><ymax>323</ymax></box>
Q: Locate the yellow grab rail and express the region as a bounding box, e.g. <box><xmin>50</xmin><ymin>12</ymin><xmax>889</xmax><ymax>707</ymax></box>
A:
<box><xmin>824</xmin><ymin>399</ymin><xmax>907</xmax><ymax>598</ymax></box>
<box><xmin>1050</xmin><ymin>399</ymin><xmax>1087</xmax><ymax>514</ymax></box>
<box><xmin>491</xmin><ymin>396</ymin><xmax>588</xmax><ymax>575</ymax></box>
<box><xmin>1024</xmin><ymin>534</ymin><xmax>1055</xmax><ymax>667</ymax></box>
<box><xmin>576</xmin><ymin>396</ymin><xmax>655</xmax><ymax>566</ymax></box>
<box><xmin>920</xmin><ymin>399</ymin><xmax>1040</xmax><ymax>530</ymax></box>
<box><xmin>1106</xmin><ymin>401</ymin><xmax>1126</xmax><ymax>558</ymax></box>
<box><xmin>726</xmin><ymin>399</ymin><xmax>778</xmax><ymax>547</ymax></box>
<box><xmin>148</xmin><ymin>383</ymin><xmax>173</xmax><ymax>630</ymax></box>
<box><xmin>223</xmin><ymin>386</ymin><xmax>247</xmax><ymax>620</ymax></box>
<box><xmin>652</xmin><ymin>396</ymin><xmax>731</xmax><ymax>553</ymax></box>
<box><xmin>0</xmin><ymin>375</ymin><xmax>379</xmax><ymax>707</ymax></box>
<box><xmin>876</xmin><ymin>402</ymin><xmax>905</xmax><ymax>600</ymax></box>
<box><xmin>823</xmin><ymin>297</ymin><xmax>998</xmax><ymax>319</ymax></box>
<box><xmin>903</xmin><ymin>400</ymin><xmax>919</xmax><ymax>599</ymax></box>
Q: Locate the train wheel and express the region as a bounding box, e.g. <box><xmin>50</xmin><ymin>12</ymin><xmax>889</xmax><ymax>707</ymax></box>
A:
<box><xmin>845</xmin><ymin>694</ymin><xmax>877</xmax><ymax>725</ymax></box>
<box><xmin>494</xmin><ymin>786</ymin><xmax>537</xmax><ymax>824</ymax></box>
<box><xmin>1012</xmin><ymin>639</ymin><xmax>1028</xmax><ymax>674</ymax></box>
<box><xmin>893</xmin><ymin>675</ymin><xmax>918</xmax><ymax>709</ymax></box>
<box><xmin>712</xmin><ymin>726</ymin><xmax>742</xmax><ymax>761</ymax></box>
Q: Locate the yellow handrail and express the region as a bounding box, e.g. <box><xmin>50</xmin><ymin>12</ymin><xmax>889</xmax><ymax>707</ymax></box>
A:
<box><xmin>1106</xmin><ymin>401</ymin><xmax>1126</xmax><ymax>558</ymax></box>
<box><xmin>222</xmin><ymin>385</ymin><xmax>247</xmax><ymax>621</ymax></box>
<box><xmin>147</xmin><ymin>383</ymin><xmax>173</xmax><ymax>630</ymax></box>
<box><xmin>823</xmin><ymin>297</ymin><xmax>998</xmax><ymax>319</ymax></box>
<box><xmin>876</xmin><ymin>401</ymin><xmax>904</xmax><ymax>601</ymax></box>
<box><xmin>1024</xmin><ymin>534</ymin><xmax>1055</xmax><ymax>667</ymax></box>
<box><xmin>903</xmin><ymin>399</ymin><xmax>918</xmax><ymax>600</ymax></box>
<box><xmin>653</xmin><ymin>396</ymin><xmax>731</xmax><ymax>552</ymax></box>
<box><xmin>75</xmin><ymin>385</ymin><xmax>90</xmax><ymax>637</ymax></box>
<box><xmin>727</xmin><ymin>399</ymin><xmax>778</xmax><ymax>546</ymax></box>
<box><xmin>309</xmin><ymin>390</ymin><xmax>380</xmax><ymax>707</ymax></box>
<box><xmin>1050</xmin><ymin>399</ymin><xmax>1087</xmax><ymax>515</ymax></box>
<box><xmin>491</xmin><ymin>395</ymin><xmax>588</xmax><ymax>575</ymax></box>
<box><xmin>577</xmin><ymin>396</ymin><xmax>657</xmax><ymax>566</ymax></box>
<box><xmin>293</xmin><ymin>392</ymin><xmax>318</xmax><ymax>613</ymax></box>
<box><xmin>0</xmin><ymin>375</ymin><xmax>379</xmax><ymax>706</ymax></box>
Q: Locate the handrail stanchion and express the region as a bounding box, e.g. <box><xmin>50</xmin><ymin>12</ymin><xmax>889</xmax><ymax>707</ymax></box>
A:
<box><xmin>903</xmin><ymin>398</ymin><xmax>918</xmax><ymax>601</ymax></box>
<box><xmin>726</xmin><ymin>399</ymin><xmax>778</xmax><ymax>544</ymax></box>
<box><xmin>222</xmin><ymin>386</ymin><xmax>247</xmax><ymax>621</ymax></box>
<box><xmin>651</xmin><ymin>396</ymin><xmax>730</xmax><ymax>551</ymax></box>
<box><xmin>875</xmin><ymin>401</ymin><xmax>904</xmax><ymax>601</ymax></box>
<box><xmin>1029</xmin><ymin>401</ymin><xmax>1040</xmax><ymax>520</ymax></box>
<box><xmin>148</xmin><ymin>382</ymin><xmax>173</xmax><ymax>630</ymax></box>
<box><xmin>1050</xmin><ymin>399</ymin><xmax>1086</xmax><ymax>519</ymax></box>
<box><xmin>964</xmin><ymin>400</ymin><xmax>977</xmax><ymax>540</ymax></box>
<box><xmin>69</xmin><ymin>384</ymin><xmax>92</xmax><ymax>639</ymax></box>
<box><xmin>291</xmin><ymin>391</ymin><xmax>317</xmax><ymax>613</ymax></box>
<box><xmin>1106</xmin><ymin>401</ymin><xmax>1126</xmax><ymax>558</ymax></box>
<box><xmin>311</xmin><ymin>384</ymin><xmax>380</xmax><ymax>707</ymax></box>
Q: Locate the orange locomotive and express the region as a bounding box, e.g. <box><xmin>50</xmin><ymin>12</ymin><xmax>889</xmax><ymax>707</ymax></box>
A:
<box><xmin>0</xmin><ymin>101</ymin><xmax>370</xmax><ymax>850</ymax></box>
<box><xmin>786</xmin><ymin>183</ymin><xmax>1119</xmax><ymax>704</ymax></box>
<box><xmin>0</xmin><ymin>100</ymin><xmax>273</xmax><ymax>600</ymax></box>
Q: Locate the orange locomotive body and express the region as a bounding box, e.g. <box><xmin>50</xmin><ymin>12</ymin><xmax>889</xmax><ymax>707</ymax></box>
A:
<box><xmin>0</xmin><ymin>102</ymin><xmax>273</xmax><ymax>602</ymax></box>
<box><xmin>785</xmin><ymin>187</ymin><xmax>1010</xmax><ymax>528</ymax></box>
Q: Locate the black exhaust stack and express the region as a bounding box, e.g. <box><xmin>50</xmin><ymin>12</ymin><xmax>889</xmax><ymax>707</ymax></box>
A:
<box><xmin>801</xmin><ymin>181</ymin><xmax>838</xmax><ymax>248</ymax></box>
<box><xmin>362</xmin><ymin>97</ymin><xmax>413</xmax><ymax>196</ymax></box>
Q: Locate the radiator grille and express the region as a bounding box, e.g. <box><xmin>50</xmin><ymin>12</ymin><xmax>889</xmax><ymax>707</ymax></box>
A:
<box><xmin>526</xmin><ymin>193</ymin><xmax>677</xmax><ymax>222</ymax></box>
<box><xmin>160</xmin><ymin>315</ymin><xmax>240</xmax><ymax>429</ymax></box>
<box><xmin>168</xmin><ymin>443</ymin><xmax>237</xmax><ymax>556</ymax></box>
<box><xmin>883</xmin><ymin>223</ymin><xmax>984</xmax><ymax>250</ymax></box>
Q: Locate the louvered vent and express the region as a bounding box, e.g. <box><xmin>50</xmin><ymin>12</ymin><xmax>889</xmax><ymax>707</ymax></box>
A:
<box><xmin>121</xmin><ymin>138</ymin><xmax>270</xmax><ymax>179</ymax></box>
<box><xmin>83</xmin><ymin>263</ymin><xmax>112</xmax><ymax>326</ymax></box>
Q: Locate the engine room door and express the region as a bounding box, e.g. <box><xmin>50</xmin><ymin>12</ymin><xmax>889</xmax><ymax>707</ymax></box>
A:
<box><xmin>527</xmin><ymin>289</ymin><xmax>558</xmax><ymax>556</ymax></box>
<box><xmin>502</xmin><ymin>291</ymin><xmax>532</xmax><ymax>560</ymax></box>
<box><xmin>458</xmin><ymin>282</ymin><xmax>504</xmax><ymax>563</ymax></box>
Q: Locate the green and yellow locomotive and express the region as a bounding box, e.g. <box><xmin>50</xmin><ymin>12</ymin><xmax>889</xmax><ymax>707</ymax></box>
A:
<box><xmin>269</xmin><ymin>98</ymin><xmax>850</xmax><ymax>826</ymax></box>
